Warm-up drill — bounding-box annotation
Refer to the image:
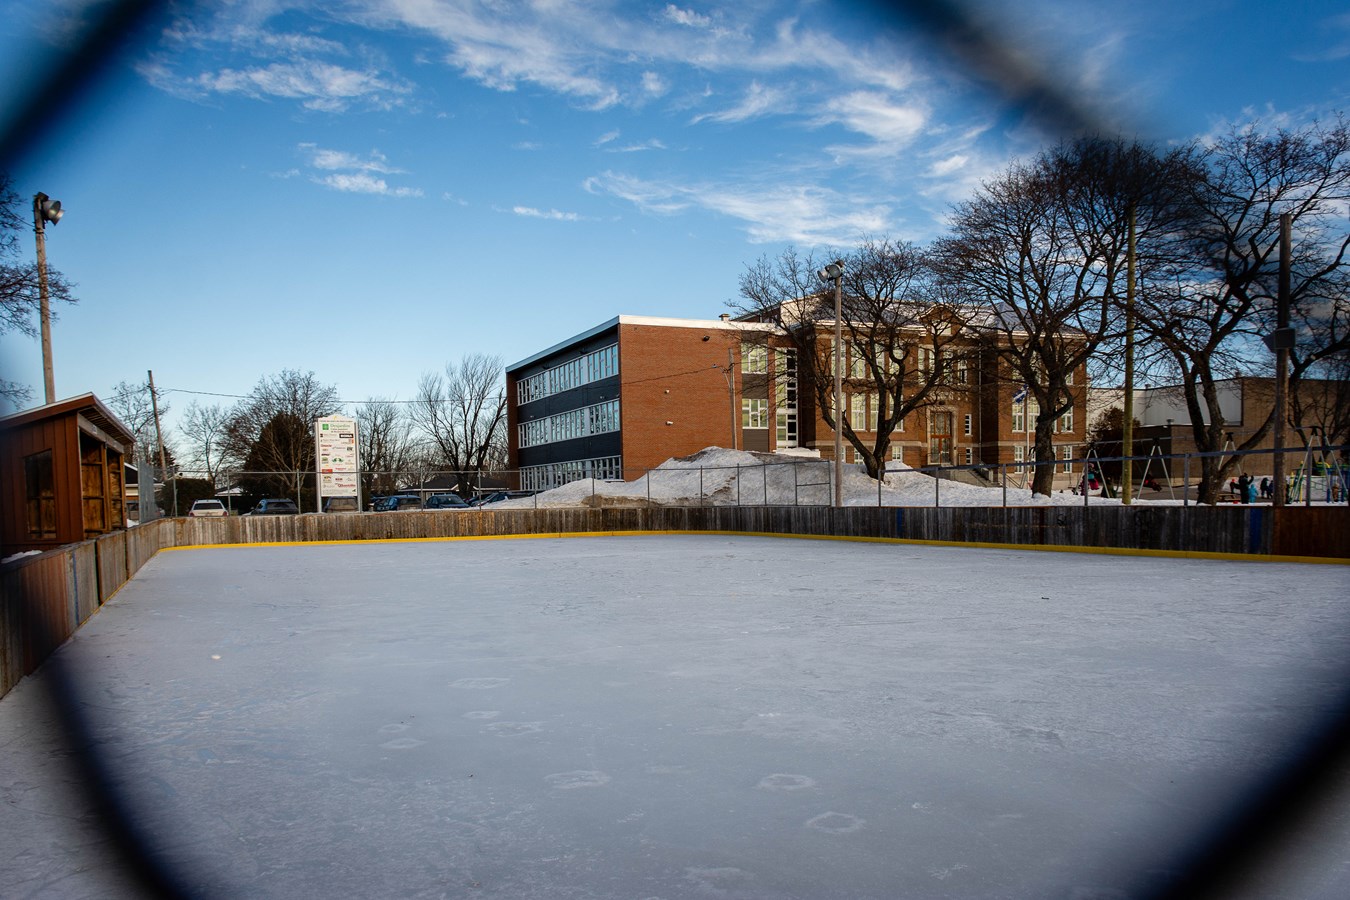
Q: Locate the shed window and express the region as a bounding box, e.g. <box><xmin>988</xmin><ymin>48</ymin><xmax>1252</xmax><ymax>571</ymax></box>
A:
<box><xmin>25</xmin><ymin>450</ymin><xmax>56</xmax><ymax>540</ymax></box>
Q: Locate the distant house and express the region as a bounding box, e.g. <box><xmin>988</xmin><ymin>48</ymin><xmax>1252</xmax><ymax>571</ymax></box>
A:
<box><xmin>0</xmin><ymin>394</ymin><xmax>134</xmax><ymax>557</ymax></box>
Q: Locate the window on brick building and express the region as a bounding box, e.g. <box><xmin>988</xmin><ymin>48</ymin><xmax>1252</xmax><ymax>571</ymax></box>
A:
<box><xmin>742</xmin><ymin>398</ymin><xmax>769</xmax><ymax>428</ymax></box>
<box><xmin>741</xmin><ymin>343</ymin><xmax>767</xmax><ymax>374</ymax></box>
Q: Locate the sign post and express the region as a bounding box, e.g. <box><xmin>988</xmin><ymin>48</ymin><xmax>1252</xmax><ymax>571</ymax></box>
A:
<box><xmin>315</xmin><ymin>416</ymin><xmax>360</xmax><ymax>513</ymax></box>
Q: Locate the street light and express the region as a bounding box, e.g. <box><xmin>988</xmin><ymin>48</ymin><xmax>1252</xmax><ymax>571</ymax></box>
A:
<box><xmin>33</xmin><ymin>192</ymin><xmax>64</xmax><ymax>404</ymax></box>
<box><xmin>817</xmin><ymin>260</ymin><xmax>845</xmax><ymax>508</ymax></box>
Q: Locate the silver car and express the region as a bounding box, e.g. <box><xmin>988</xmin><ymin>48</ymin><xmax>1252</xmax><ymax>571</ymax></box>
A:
<box><xmin>188</xmin><ymin>499</ymin><xmax>229</xmax><ymax>518</ymax></box>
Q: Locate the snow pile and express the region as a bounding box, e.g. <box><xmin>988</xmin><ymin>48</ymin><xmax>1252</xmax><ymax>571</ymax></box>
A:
<box><xmin>495</xmin><ymin>447</ymin><xmax>1138</xmax><ymax>509</ymax></box>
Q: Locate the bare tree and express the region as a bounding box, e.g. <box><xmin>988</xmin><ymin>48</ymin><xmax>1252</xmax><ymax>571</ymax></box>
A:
<box><xmin>222</xmin><ymin>370</ymin><xmax>341</xmax><ymax>504</ymax></box>
<box><xmin>356</xmin><ymin>397</ymin><xmax>416</xmax><ymax>499</ymax></box>
<box><xmin>734</xmin><ymin>238</ymin><xmax>970</xmax><ymax>479</ymax></box>
<box><xmin>408</xmin><ymin>354</ymin><xmax>507</xmax><ymax>495</ymax></box>
<box><xmin>935</xmin><ymin>137</ymin><xmax>1189</xmax><ymax>495</ymax></box>
<box><xmin>1135</xmin><ymin>120</ymin><xmax>1350</xmax><ymax>502</ymax></box>
<box><xmin>0</xmin><ymin>172</ymin><xmax>76</xmax><ymax>409</ymax></box>
<box><xmin>179</xmin><ymin>400</ymin><xmax>230</xmax><ymax>486</ymax></box>
<box><xmin>1289</xmin><ymin>351</ymin><xmax>1350</xmax><ymax>452</ymax></box>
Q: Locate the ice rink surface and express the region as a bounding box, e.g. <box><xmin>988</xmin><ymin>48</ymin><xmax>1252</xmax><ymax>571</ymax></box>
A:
<box><xmin>2</xmin><ymin>534</ymin><xmax>1349</xmax><ymax>899</ymax></box>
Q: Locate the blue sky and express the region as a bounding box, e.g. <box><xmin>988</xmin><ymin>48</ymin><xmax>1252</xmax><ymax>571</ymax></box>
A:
<box><xmin>2</xmin><ymin>0</ymin><xmax>1348</xmax><ymax>432</ymax></box>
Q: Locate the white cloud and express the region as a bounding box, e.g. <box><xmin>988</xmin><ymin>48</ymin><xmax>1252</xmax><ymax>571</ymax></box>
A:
<box><xmin>663</xmin><ymin>5</ymin><xmax>713</xmax><ymax>29</ymax></box>
<box><xmin>316</xmin><ymin>173</ymin><xmax>424</xmax><ymax>197</ymax></box>
<box><xmin>584</xmin><ymin>171</ymin><xmax>891</xmax><ymax>244</ymax></box>
<box><xmin>300</xmin><ymin>144</ymin><xmax>403</xmax><ymax>174</ymax></box>
<box><xmin>194</xmin><ymin>61</ymin><xmax>411</xmax><ymax>111</ymax></box>
<box><xmin>927</xmin><ymin>154</ymin><xmax>969</xmax><ymax>178</ymax></box>
<box><xmin>299</xmin><ymin>144</ymin><xmax>421</xmax><ymax>197</ymax></box>
<box><xmin>510</xmin><ymin>206</ymin><xmax>582</xmax><ymax>221</ymax></box>
<box><xmin>692</xmin><ymin>80</ymin><xmax>791</xmax><ymax>124</ymax></box>
<box><xmin>606</xmin><ymin>139</ymin><xmax>668</xmax><ymax>153</ymax></box>
<box><xmin>820</xmin><ymin>91</ymin><xmax>928</xmax><ymax>146</ymax></box>
<box><xmin>641</xmin><ymin>71</ymin><xmax>668</xmax><ymax>97</ymax></box>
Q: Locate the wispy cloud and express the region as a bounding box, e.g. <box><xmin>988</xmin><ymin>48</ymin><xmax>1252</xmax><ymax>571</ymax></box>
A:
<box><xmin>584</xmin><ymin>171</ymin><xmax>891</xmax><ymax>244</ymax></box>
<box><xmin>316</xmin><ymin>173</ymin><xmax>424</xmax><ymax>197</ymax></box>
<box><xmin>300</xmin><ymin>144</ymin><xmax>403</xmax><ymax>174</ymax></box>
<box><xmin>191</xmin><ymin>60</ymin><xmax>411</xmax><ymax>111</ymax></box>
<box><xmin>299</xmin><ymin>144</ymin><xmax>422</xmax><ymax>197</ymax></box>
<box><xmin>509</xmin><ymin>206</ymin><xmax>583</xmax><ymax>221</ymax></box>
<box><xmin>1294</xmin><ymin>12</ymin><xmax>1350</xmax><ymax>62</ymax></box>
<box><xmin>662</xmin><ymin>5</ymin><xmax>713</xmax><ymax>29</ymax></box>
<box><xmin>693</xmin><ymin>80</ymin><xmax>792</xmax><ymax>124</ymax></box>
<box><xmin>822</xmin><ymin>91</ymin><xmax>928</xmax><ymax>145</ymax></box>
<box><xmin>608</xmin><ymin>139</ymin><xmax>668</xmax><ymax>153</ymax></box>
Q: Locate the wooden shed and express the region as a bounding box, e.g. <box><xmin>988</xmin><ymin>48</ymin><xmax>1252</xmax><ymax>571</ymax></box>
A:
<box><xmin>0</xmin><ymin>393</ymin><xmax>134</xmax><ymax>557</ymax></box>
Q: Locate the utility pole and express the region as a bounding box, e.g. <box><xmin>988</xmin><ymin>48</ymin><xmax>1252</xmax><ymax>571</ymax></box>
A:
<box><xmin>32</xmin><ymin>192</ymin><xmax>64</xmax><ymax>404</ymax></box>
<box><xmin>722</xmin><ymin>349</ymin><xmax>738</xmax><ymax>451</ymax></box>
<box><xmin>148</xmin><ymin>370</ymin><xmax>177</xmax><ymax>516</ymax></box>
<box><xmin>1121</xmin><ymin>203</ymin><xmax>1136</xmax><ymax>505</ymax></box>
<box><xmin>1271</xmin><ymin>213</ymin><xmax>1292</xmax><ymax>507</ymax></box>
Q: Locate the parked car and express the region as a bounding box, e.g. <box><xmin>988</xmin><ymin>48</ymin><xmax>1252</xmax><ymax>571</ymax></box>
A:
<box><xmin>188</xmin><ymin>499</ymin><xmax>228</xmax><ymax>518</ymax></box>
<box><xmin>372</xmin><ymin>494</ymin><xmax>422</xmax><ymax>512</ymax></box>
<box><xmin>322</xmin><ymin>496</ymin><xmax>360</xmax><ymax>513</ymax></box>
<box><xmin>247</xmin><ymin>499</ymin><xmax>300</xmax><ymax>515</ymax></box>
<box><xmin>424</xmin><ymin>493</ymin><xmax>470</xmax><ymax>510</ymax></box>
<box><xmin>471</xmin><ymin>490</ymin><xmax>537</xmax><ymax>507</ymax></box>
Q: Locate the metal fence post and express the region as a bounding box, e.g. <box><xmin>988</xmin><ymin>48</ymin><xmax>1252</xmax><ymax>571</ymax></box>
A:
<box><xmin>1002</xmin><ymin>464</ymin><xmax>1007</xmax><ymax>507</ymax></box>
<box><xmin>763</xmin><ymin>461</ymin><xmax>768</xmax><ymax>506</ymax></box>
<box><xmin>736</xmin><ymin>465</ymin><xmax>741</xmax><ymax>506</ymax></box>
<box><xmin>934</xmin><ymin>468</ymin><xmax>940</xmax><ymax>507</ymax></box>
<box><xmin>1183</xmin><ymin>454</ymin><xmax>1190</xmax><ymax>508</ymax></box>
<box><xmin>699</xmin><ymin>467</ymin><xmax>704</xmax><ymax>508</ymax></box>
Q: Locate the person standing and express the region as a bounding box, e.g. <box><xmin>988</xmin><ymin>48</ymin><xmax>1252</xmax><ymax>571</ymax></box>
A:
<box><xmin>1237</xmin><ymin>472</ymin><xmax>1254</xmax><ymax>504</ymax></box>
<box><xmin>1260</xmin><ymin>476</ymin><xmax>1272</xmax><ymax>500</ymax></box>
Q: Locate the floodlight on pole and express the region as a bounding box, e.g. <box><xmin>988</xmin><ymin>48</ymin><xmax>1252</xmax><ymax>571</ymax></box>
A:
<box><xmin>817</xmin><ymin>261</ymin><xmax>845</xmax><ymax>508</ymax></box>
<box><xmin>33</xmin><ymin>192</ymin><xmax>64</xmax><ymax>405</ymax></box>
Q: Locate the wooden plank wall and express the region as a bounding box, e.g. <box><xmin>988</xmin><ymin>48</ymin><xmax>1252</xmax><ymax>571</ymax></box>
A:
<box><xmin>172</xmin><ymin>505</ymin><xmax>1345</xmax><ymax>558</ymax></box>
<box><xmin>95</xmin><ymin>532</ymin><xmax>128</xmax><ymax>605</ymax></box>
<box><xmin>0</xmin><ymin>551</ymin><xmax>74</xmax><ymax>697</ymax></box>
<box><xmin>0</xmin><ymin>518</ymin><xmax>180</xmax><ymax>698</ymax></box>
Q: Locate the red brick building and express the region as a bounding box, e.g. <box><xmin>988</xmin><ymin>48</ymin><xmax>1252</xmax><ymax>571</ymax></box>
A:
<box><xmin>506</xmin><ymin>314</ymin><xmax>1088</xmax><ymax>491</ymax></box>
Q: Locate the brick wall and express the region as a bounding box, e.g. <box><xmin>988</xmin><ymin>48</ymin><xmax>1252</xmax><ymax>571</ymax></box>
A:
<box><xmin>618</xmin><ymin>323</ymin><xmax>743</xmax><ymax>476</ymax></box>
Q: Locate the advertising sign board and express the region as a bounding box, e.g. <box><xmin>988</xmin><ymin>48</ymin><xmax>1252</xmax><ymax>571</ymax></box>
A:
<box><xmin>315</xmin><ymin>416</ymin><xmax>360</xmax><ymax>511</ymax></box>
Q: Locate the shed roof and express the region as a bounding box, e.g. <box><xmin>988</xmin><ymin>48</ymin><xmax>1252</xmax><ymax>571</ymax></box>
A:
<box><xmin>0</xmin><ymin>393</ymin><xmax>136</xmax><ymax>448</ymax></box>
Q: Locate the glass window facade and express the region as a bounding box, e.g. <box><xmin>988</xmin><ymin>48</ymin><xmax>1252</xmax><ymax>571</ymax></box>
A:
<box><xmin>518</xmin><ymin>399</ymin><xmax>620</xmax><ymax>449</ymax></box>
<box><xmin>517</xmin><ymin>343</ymin><xmax>619</xmax><ymax>406</ymax></box>
<box><xmin>520</xmin><ymin>455</ymin><xmax>624</xmax><ymax>492</ymax></box>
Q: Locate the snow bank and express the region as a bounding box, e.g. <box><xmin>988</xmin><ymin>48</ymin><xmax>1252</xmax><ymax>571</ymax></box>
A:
<box><xmin>495</xmin><ymin>447</ymin><xmax>1144</xmax><ymax>509</ymax></box>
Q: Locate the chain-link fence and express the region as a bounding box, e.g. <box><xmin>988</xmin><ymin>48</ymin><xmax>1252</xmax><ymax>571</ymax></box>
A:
<box><xmin>152</xmin><ymin>444</ymin><xmax>1349</xmax><ymax>515</ymax></box>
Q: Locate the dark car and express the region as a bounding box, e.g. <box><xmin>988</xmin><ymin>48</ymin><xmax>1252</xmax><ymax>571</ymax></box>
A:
<box><xmin>424</xmin><ymin>493</ymin><xmax>470</xmax><ymax>510</ymax></box>
<box><xmin>373</xmin><ymin>494</ymin><xmax>423</xmax><ymax>512</ymax></box>
<box><xmin>247</xmin><ymin>499</ymin><xmax>300</xmax><ymax>515</ymax></box>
